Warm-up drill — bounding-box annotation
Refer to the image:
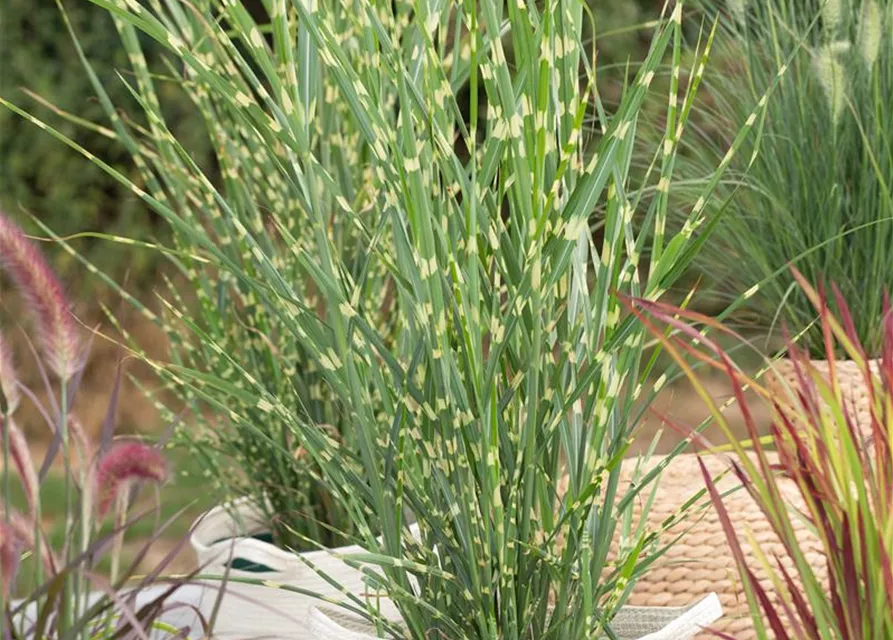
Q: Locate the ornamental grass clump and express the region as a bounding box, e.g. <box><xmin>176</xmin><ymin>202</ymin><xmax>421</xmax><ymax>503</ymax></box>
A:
<box><xmin>0</xmin><ymin>212</ymin><xmax>198</xmax><ymax>638</ymax></box>
<box><xmin>20</xmin><ymin>0</ymin><xmax>395</xmax><ymax>550</ymax></box>
<box><xmin>3</xmin><ymin>0</ymin><xmax>790</xmax><ymax>636</ymax></box>
<box><xmin>666</xmin><ymin>0</ymin><xmax>893</xmax><ymax>356</ymax></box>
<box><xmin>630</xmin><ymin>270</ymin><xmax>893</xmax><ymax>639</ymax></box>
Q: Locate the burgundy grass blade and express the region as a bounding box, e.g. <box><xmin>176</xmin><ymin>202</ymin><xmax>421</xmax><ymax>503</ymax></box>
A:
<box><xmin>825</xmin><ymin>544</ymin><xmax>851</xmax><ymax>640</ymax></box>
<box><xmin>100</xmin><ymin>361</ymin><xmax>124</xmax><ymax>455</ymax></box>
<box><xmin>624</xmin><ymin>297</ymin><xmax>745</xmax><ymax>380</ymax></box>
<box><xmin>745</xmin><ymin>566</ymin><xmax>793</xmax><ymax>640</ymax></box>
<box><xmin>123</xmin><ymin>504</ymin><xmax>195</xmax><ymax>591</ymax></box>
<box><xmin>856</xmin><ymin>510</ymin><xmax>874</xmax><ymax>629</ymax></box>
<box><xmin>831</xmin><ymin>283</ymin><xmax>863</xmax><ymax>357</ymax></box>
<box><xmin>838</xmin><ymin>514</ymin><xmax>862</xmax><ymax>639</ymax></box>
<box><xmin>774</xmin><ymin>409</ymin><xmax>835</xmax><ymax>509</ymax></box>
<box><xmin>840</xmin><ymin>397</ymin><xmax>871</xmax><ymax>472</ymax></box>
<box><xmin>817</xmin><ymin>281</ymin><xmax>837</xmax><ymax>370</ymax></box>
<box><xmin>775</xmin><ymin>557</ymin><xmax>819</xmax><ymax>639</ymax></box>
<box><xmin>630</xmin><ymin>296</ymin><xmax>752</xmax><ymax>346</ymax></box>
<box><xmin>697</xmin><ymin>457</ymin><xmax>756</xmax><ymax>587</ymax></box>
<box><xmin>879</xmin><ymin>540</ymin><xmax>893</xmax><ymax>614</ymax></box>
<box><xmin>781</xmin><ymin>339</ymin><xmax>822</xmax><ymax>428</ymax></box>
<box><xmin>39</xmin><ymin>414</ymin><xmax>92</xmax><ymax>484</ymax></box>
<box><xmin>644</xmin><ymin>408</ymin><xmax>717</xmax><ymax>452</ymax></box>
<box><xmin>82</xmin><ymin>572</ymin><xmax>151</xmax><ymax>640</ymax></box>
<box><xmin>881</xmin><ymin>295</ymin><xmax>893</xmax><ymax>391</ymax></box>
<box><xmin>765</xmin><ymin>556</ymin><xmax>807</xmax><ymax>639</ymax></box>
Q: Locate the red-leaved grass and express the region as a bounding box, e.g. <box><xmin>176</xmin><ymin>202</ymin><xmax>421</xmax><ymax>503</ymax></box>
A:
<box><xmin>0</xmin><ymin>213</ymin><xmax>80</xmax><ymax>380</ymax></box>
<box><xmin>94</xmin><ymin>441</ymin><xmax>168</xmax><ymax>518</ymax></box>
<box><xmin>628</xmin><ymin>270</ymin><xmax>893</xmax><ymax>639</ymax></box>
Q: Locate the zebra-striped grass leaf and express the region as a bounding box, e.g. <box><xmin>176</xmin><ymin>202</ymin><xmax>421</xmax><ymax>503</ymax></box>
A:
<box><xmin>2</xmin><ymin>0</ymin><xmax>786</xmax><ymax>637</ymax></box>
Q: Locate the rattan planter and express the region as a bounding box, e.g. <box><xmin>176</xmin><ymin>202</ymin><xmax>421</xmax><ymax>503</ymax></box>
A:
<box><xmin>618</xmin><ymin>453</ymin><xmax>826</xmax><ymax>640</ymax></box>
<box><xmin>766</xmin><ymin>357</ymin><xmax>880</xmax><ymax>439</ymax></box>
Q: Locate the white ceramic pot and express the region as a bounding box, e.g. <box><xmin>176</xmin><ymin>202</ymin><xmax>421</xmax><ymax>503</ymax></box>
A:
<box><xmin>192</xmin><ymin>499</ymin><xmax>722</xmax><ymax>640</ymax></box>
<box><xmin>189</xmin><ymin>497</ymin><xmax>401</xmax><ymax>639</ymax></box>
<box><xmin>307</xmin><ymin>595</ymin><xmax>723</xmax><ymax>640</ymax></box>
<box><xmin>11</xmin><ymin>585</ymin><xmax>209</xmax><ymax>639</ymax></box>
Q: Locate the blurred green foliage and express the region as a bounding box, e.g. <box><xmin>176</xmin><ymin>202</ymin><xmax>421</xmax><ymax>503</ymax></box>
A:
<box><xmin>0</xmin><ymin>0</ymin><xmax>655</xmax><ymax>296</ymax></box>
<box><xmin>593</xmin><ymin>0</ymin><xmax>663</xmax><ymax>63</ymax></box>
<box><xmin>0</xmin><ymin>0</ymin><xmax>209</xmax><ymax>293</ymax></box>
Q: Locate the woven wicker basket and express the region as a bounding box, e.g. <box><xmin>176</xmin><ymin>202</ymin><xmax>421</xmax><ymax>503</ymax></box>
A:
<box><xmin>616</xmin><ymin>453</ymin><xmax>826</xmax><ymax>640</ymax></box>
<box><xmin>766</xmin><ymin>357</ymin><xmax>879</xmax><ymax>438</ymax></box>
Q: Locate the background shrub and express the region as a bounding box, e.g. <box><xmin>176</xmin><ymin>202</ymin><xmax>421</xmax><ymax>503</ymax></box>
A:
<box><xmin>0</xmin><ymin>0</ymin><xmax>209</xmax><ymax>292</ymax></box>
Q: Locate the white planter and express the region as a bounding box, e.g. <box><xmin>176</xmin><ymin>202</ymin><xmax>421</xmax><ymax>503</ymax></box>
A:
<box><xmin>190</xmin><ymin>498</ymin><xmax>401</xmax><ymax>639</ymax></box>
<box><xmin>11</xmin><ymin>585</ymin><xmax>208</xmax><ymax>639</ymax></box>
<box><xmin>192</xmin><ymin>499</ymin><xmax>722</xmax><ymax>640</ymax></box>
<box><xmin>308</xmin><ymin>595</ymin><xmax>723</xmax><ymax>640</ymax></box>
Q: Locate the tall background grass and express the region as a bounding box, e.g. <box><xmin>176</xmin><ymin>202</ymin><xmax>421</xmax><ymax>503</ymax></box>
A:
<box><xmin>670</xmin><ymin>0</ymin><xmax>893</xmax><ymax>356</ymax></box>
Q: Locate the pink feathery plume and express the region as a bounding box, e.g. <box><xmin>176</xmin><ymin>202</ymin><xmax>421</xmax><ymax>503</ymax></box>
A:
<box><xmin>0</xmin><ymin>332</ymin><xmax>19</xmax><ymax>414</ymax></box>
<box><xmin>95</xmin><ymin>441</ymin><xmax>168</xmax><ymax>518</ymax></box>
<box><xmin>2</xmin><ymin>417</ymin><xmax>39</xmax><ymax>516</ymax></box>
<box><xmin>0</xmin><ymin>331</ymin><xmax>36</xmax><ymax>514</ymax></box>
<box><xmin>67</xmin><ymin>414</ymin><xmax>92</xmax><ymax>471</ymax></box>
<box><xmin>0</xmin><ymin>508</ymin><xmax>33</xmax><ymax>597</ymax></box>
<box><xmin>0</xmin><ymin>213</ymin><xmax>81</xmax><ymax>380</ymax></box>
<box><xmin>0</xmin><ymin>507</ymin><xmax>57</xmax><ymax>595</ymax></box>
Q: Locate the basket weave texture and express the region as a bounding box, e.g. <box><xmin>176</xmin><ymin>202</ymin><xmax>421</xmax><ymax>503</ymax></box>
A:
<box><xmin>766</xmin><ymin>357</ymin><xmax>879</xmax><ymax>438</ymax></box>
<box><xmin>616</xmin><ymin>453</ymin><xmax>825</xmax><ymax>640</ymax></box>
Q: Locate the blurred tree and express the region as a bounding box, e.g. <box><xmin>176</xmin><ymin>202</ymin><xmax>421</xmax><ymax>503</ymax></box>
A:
<box><xmin>0</xmin><ymin>0</ymin><xmax>209</xmax><ymax>295</ymax></box>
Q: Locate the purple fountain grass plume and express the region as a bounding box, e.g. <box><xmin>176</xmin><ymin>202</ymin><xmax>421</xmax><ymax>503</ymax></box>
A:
<box><xmin>67</xmin><ymin>414</ymin><xmax>92</xmax><ymax>470</ymax></box>
<box><xmin>0</xmin><ymin>332</ymin><xmax>19</xmax><ymax>415</ymax></box>
<box><xmin>0</xmin><ymin>507</ymin><xmax>32</xmax><ymax>597</ymax></box>
<box><xmin>2</xmin><ymin>417</ymin><xmax>39</xmax><ymax>516</ymax></box>
<box><xmin>0</xmin><ymin>329</ymin><xmax>36</xmax><ymax>514</ymax></box>
<box><xmin>0</xmin><ymin>213</ymin><xmax>81</xmax><ymax>380</ymax></box>
<box><xmin>94</xmin><ymin>441</ymin><xmax>168</xmax><ymax>518</ymax></box>
<box><xmin>0</xmin><ymin>506</ymin><xmax>57</xmax><ymax>596</ymax></box>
